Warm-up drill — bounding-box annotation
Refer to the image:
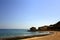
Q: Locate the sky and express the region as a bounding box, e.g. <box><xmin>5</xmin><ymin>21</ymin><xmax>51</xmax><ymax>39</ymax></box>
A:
<box><xmin>0</xmin><ymin>0</ymin><xmax>60</xmax><ymax>29</ymax></box>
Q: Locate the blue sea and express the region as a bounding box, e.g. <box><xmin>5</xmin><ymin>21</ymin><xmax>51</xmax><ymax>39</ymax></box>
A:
<box><xmin>0</xmin><ymin>29</ymin><xmax>50</xmax><ymax>38</ymax></box>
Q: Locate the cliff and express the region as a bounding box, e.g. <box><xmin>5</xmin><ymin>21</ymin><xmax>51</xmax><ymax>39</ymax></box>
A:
<box><xmin>29</xmin><ymin>21</ymin><xmax>60</xmax><ymax>31</ymax></box>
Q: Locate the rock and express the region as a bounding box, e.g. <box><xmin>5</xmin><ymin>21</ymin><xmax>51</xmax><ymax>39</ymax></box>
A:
<box><xmin>28</xmin><ymin>27</ymin><xmax>37</xmax><ymax>32</ymax></box>
<box><xmin>38</xmin><ymin>26</ymin><xmax>48</xmax><ymax>31</ymax></box>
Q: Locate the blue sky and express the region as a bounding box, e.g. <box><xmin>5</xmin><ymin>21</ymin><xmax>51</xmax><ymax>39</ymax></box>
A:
<box><xmin>0</xmin><ymin>0</ymin><xmax>60</xmax><ymax>29</ymax></box>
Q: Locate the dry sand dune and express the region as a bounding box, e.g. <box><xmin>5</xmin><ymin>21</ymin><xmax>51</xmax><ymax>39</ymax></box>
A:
<box><xmin>21</xmin><ymin>31</ymin><xmax>60</xmax><ymax>40</ymax></box>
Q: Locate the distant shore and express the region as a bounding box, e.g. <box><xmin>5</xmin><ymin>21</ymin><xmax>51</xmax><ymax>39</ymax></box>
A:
<box><xmin>21</xmin><ymin>31</ymin><xmax>60</xmax><ymax>40</ymax></box>
<box><xmin>0</xmin><ymin>31</ymin><xmax>52</xmax><ymax>40</ymax></box>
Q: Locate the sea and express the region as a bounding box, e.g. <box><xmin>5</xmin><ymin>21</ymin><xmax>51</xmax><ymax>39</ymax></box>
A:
<box><xmin>0</xmin><ymin>29</ymin><xmax>50</xmax><ymax>38</ymax></box>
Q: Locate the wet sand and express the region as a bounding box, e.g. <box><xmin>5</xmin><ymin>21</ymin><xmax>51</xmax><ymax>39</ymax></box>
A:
<box><xmin>21</xmin><ymin>31</ymin><xmax>60</xmax><ymax>40</ymax></box>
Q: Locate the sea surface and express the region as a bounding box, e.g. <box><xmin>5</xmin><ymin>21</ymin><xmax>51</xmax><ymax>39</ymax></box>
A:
<box><xmin>0</xmin><ymin>29</ymin><xmax>50</xmax><ymax>38</ymax></box>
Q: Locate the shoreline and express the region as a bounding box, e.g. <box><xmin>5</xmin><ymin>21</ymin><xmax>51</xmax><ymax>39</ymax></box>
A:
<box><xmin>22</xmin><ymin>31</ymin><xmax>60</xmax><ymax>40</ymax></box>
<box><xmin>0</xmin><ymin>31</ymin><xmax>52</xmax><ymax>40</ymax></box>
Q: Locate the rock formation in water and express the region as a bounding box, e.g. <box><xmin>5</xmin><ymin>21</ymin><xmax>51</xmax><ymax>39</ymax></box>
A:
<box><xmin>28</xmin><ymin>27</ymin><xmax>37</xmax><ymax>32</ymax></box>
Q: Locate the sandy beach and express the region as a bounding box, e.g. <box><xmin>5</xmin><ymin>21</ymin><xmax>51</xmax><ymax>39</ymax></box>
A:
<box><xmin>21</xmin><ymin>31</ymin><xmax>60</xmax><ymax>40</ymax></box>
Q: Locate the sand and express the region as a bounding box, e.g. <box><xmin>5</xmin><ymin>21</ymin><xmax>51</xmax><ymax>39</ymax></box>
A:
<box><xmin>21</xmin><ymin>31</ymin><xmax>60</xmax><ymax>40</ymax></box>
